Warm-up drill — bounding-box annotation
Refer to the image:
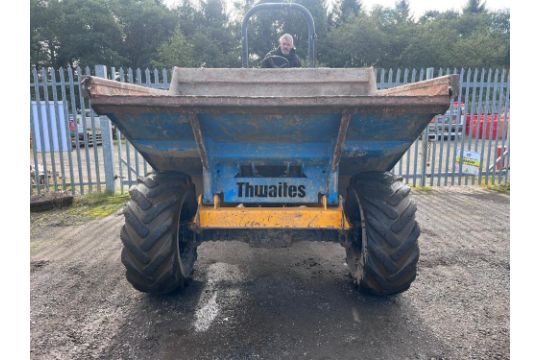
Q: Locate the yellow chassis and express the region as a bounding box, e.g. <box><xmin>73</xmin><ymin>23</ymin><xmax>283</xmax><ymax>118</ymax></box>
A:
<box><xmin>195</xmin><ymin>195</ymin><xmax>350</xmax><ymax>231</ymax></box>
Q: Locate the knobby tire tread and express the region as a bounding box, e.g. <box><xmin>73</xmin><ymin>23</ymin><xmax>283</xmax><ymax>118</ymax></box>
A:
<box><xmin>120</xmin><ymin>172</ymin><xmax>197</xmax><ymax>294</ymax></box>
<box><xmin>345</xmin><ymin>172</ymin><xmax>420</xmax><ymax>295</ymax></box>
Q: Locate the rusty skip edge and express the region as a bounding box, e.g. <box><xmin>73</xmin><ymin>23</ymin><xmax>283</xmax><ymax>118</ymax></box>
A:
<box><xmin>331</xmin><ymin>112</ymin><xmax>352</xmax><ymax>172</ymax></box>
<box><xmin>376</xmin><ymin>75</ymin><xmax>460</xmax><ymax>97</ymax></box>
<box><xmin>80</xmin><ymin>76</ymin><xmax>167</xmax><ymax>98</ymax></box>
<box><xmin>81</xmin><ymin>75</ymin><xmax>458</xmax><ymax>110</ymax></box>
<box><xmin>189</xmin><ymin>114</ymin><xmax>209</xmax><ymax>169</ymax></box>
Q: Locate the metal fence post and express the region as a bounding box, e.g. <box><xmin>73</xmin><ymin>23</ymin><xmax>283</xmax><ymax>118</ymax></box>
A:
<box><xmin>95</xmin><ymin>65</ymin><xmax>115</xmax><ymax>193</ymax></box>
<box><xmin>420</xmin><ymin>68</ymin><xmax>434</xmax><ymax>186</ymax></box>
<box><xmin>426</xmin><ymin>67</ymin><xmax>434</xmax><ymax>80</ymax></box>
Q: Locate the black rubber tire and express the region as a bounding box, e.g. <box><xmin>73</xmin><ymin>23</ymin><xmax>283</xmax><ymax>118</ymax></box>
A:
<box><xmin>121</xmin><ymin>172</ymin><xmax>198</xmax><ymax>294</ymax></box>
<box><xmin>343</xmin><ymin>172</ymin><xmax>420</xmax><ymax>296</ymax></box>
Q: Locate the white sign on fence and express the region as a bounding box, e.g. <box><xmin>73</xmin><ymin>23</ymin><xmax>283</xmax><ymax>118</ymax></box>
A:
<box><xmin>456</xmin><ymin>150</ymin><xmax>481</xmax><ymax>175</ymax></box>
<box><xmin>31</xmin><ymin>101</ymin><xmax>69</xmax><ymax>152</ymax></box>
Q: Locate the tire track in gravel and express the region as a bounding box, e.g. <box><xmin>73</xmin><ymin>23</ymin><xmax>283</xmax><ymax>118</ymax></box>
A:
<box><xmin>414</xmin><ymin>192</ymin><xmax>508</xmax><ymax>268</ymax></box>
<box><xmin>53</xmin><ymin>218</ymin><xmax>121</xmax><ymax>262</ymax></box>
<box><xmin>54</xmin><ymin>263</ymin><xmax>130</xmax><ymax>360</ymax></box>
<box><xmin>31</xmin><ymin>223</ymin><xmax>90</xmax><ymax>260</ymax></box>
<box><xmin>411</xmin><ymin>190</ymin><xmax>510</xmax><ymax>359</ymax></box>
<box><xmin>415</xmin><ymin>189</ymin><xmax>508</xmax><ymax>235</ymax></box>
<box><xmin>31</xmin><ymin>264</ymin><xmax>130</xmax><ymax>360</ymax></box>
<box><xmin>410</xmin><ymin>262</ymin><xmax>510</xmax><ymax>358</ymax></box>
<box><xmin>53</xmin><ymin>225</ymin><xmax>125</xmax><ymax>303</ymax></box>
<box><xmin>415</xmin><ymin>191</ymin><xmax>509</xmax><ymax>268</ymax></box>
<box><xmin>31</xmin><ymin>216</ymin><xmax>115</xmax><ymax>260</ymax></box>
<box><xmin>31</xmin><ymin>215</ymin><xmax>130</xmax><ymax>360</ymax></box>
<box><xmin>415</xmin><ymin>190</ymin><xmax>508</xmax><ymax>225</ymax></box>
<box><xmin>416</xmin><ymin>199</ymin><xmax>469</xmax><ymax>240</ymax></box>
<box><xmin>417</xmin><ymin>205</ymin><xmax>506</xmax><ymax>260</ymax></box>
<box><xmin>103</xmin><ymin>234</ymin><xmax>123</xmax><ymax>263</ymax></box>
<box><xmin>426</xmin><ymin>194</ymin><xmax>509</xmax><ymax>247</ymax></box>
<box><xmin>447</xmin><ymin>189</ymin><xmax>508</xmax><ymax>216</ymax></box>
<box><xmin>30</xmin><ymin>220</ymin><xmax>124</xmax><ymax>302</ymax></box>
<box><xmin>435</xmin><ymin>191</ymin><xmax>509</xmax><ymax>223</ymax></box>
<box><xmin>36</xmin><ymin>215</ymin><xmax>121</xmax><ymax>262</ymax></box>
<box><xmin>416</xmin><ymin>193</ymin><xmax>477</xmax><ymax>241</ymax></box>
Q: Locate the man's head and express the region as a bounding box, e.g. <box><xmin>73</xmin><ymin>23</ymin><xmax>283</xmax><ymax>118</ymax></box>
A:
<box><xmin>279</xmin><ymin>33</ymin><xmax>294</xmax><ymax>55</ymax></box>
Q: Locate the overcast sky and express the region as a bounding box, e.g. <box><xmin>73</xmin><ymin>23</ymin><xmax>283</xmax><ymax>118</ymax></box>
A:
<box><xmin>164</xmin><ymin>0</ymin><xmax>510</xmax><ymax>19</ymax></box>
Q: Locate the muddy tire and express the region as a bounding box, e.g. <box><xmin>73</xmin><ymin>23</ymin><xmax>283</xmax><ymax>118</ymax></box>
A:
<box><xmin>343</xmin><ymin>172</ymin><xmax>419</xmax><ymax>296</ymax></box>
<box><xmin>121</xmin><ymin>172</ymin><xmax>198</xmax><ymax>294</ymax></box>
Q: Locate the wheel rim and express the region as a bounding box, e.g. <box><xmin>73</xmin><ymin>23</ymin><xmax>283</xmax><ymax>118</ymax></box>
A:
<box><xmin>345</xmin><ymin>188</ymin><xmax>368</xmax><ymax>285</ymax></box>
<box><xmin>175</xmin><ymin>191</ymin><xmax>197</xmax><ymax>277</ymax></box>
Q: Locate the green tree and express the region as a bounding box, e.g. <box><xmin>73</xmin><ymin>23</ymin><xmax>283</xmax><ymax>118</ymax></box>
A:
<box><xmin>399</xmin><ymin>18</ymin><xmax>461</xmax><ymax>68</ymax></box>
<box><xmin>320</xmin><ymin>13</ymin><xmax>387</xmax><ymax>67</ymax></box>
<box><xmin>29</xmin><ymin>0</ymin><xmax>510</xmax><ymax>70</ymax></box>
<box><xmin>329</xmin><ymin>0</ymin><xmax>362</xmax><ymax>27</ymax></box>
<box><xmin>30</xmin><ymin>0</ymin><xmax>58</xmax><ymax>67</ymax></box>
<box><xmin>172</xmin><ymin>0</ymin><xmax>239</xmax><ymax>67</ymax></box>
<box><xmin>112</xmin><ymin>0</ymin><xmax>177</xmax><ymax>68</ymax></box>
<box><xmin>57</xmin><ymin>0</ymin><xmax>126</xmax><ymax>68</ymax></box>
<box><xmin>31</xmin><ymin>0</ymin><xmax>125</xmax><ymax>68</ymax></box>
<box><xmin>394</xmin><ymin>0</ymin><xmax>413</xmax><ymax>23</ymax></box>
<box><xmin>340</xmin><ymin>0</ymin><xmax>361</xmax><ymax>18</ymax></box>
<box><xmin>151</xmin><ymin>28</ymin><xmax>196</xmax><ymax>68</ymax></box>
<box><xmin>403</xmin><ymin>8</ymin><xmax>509</xmax><ymax>68</ymax></box>
<box><xmin>451</xmin><ymin>29</ymin><xmax>508</xmax><ymax>68</ymax></box>
<box><xmin>463</xmin><ymin>0</ymin><xmax>486</xmax><ymax>14</ymax></box>
<box><xmin>322</xmin><ymin>1</ymin><xmax>509</xmax><ymax>69</ymax></box>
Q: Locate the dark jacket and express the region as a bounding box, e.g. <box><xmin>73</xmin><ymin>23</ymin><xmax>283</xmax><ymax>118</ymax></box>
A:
<box><xmin>261</xmin><ymin>47</ymin><xmax>302</xmax><ymax>68</ymax></box>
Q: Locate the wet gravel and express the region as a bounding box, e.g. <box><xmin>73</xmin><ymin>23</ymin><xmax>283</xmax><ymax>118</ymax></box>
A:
<box><xmin>30</xmin><ymin>187</ymin><xmax>509</xmax><ymax>359</ymax></box>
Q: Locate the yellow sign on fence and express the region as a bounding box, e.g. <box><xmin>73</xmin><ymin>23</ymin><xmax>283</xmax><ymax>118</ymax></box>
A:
<box><xmin>456</xmin><ymin>150</ymin><xmax>481</xmax><ymax>175</ymax></box>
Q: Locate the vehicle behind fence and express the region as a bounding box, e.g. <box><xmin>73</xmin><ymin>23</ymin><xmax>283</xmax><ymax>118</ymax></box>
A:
<box><xmin>29</xmin><ymin>65</ymin><xmax>510</xmax><ymax>195</ymax></box>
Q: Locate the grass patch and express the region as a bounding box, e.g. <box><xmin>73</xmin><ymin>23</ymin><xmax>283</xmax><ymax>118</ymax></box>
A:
<box><xmin>480</xmin><ymin>176</ymin><xmax>510</xmax><ymax>194</ymax></box>
<box><xmin>71</xmin><ymin>191</ymin><xmax>130</xmax><ymax>218</ymax></box>
<box><xmin>31</xmin><ymin>184</ymin><xmax>107</xmax><ymax>196</ymax></box>
<box><xmin>31</xmin><ymin>191</ymin><xmax>130</xmax><ymax>227</ymax></box>
<box><xmin>411</xmin><ymin>185</ymin><xmax>433</xmax><ymax>192</ymax></box>
<box><xmin>30</xmin><ymin>241</ymin><xmax>42</xmax><ymax>254</ymax></box>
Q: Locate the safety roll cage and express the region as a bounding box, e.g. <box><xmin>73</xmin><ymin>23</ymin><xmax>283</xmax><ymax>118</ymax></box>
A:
<box><xmin>241</xmin><ymin>2</ymin><xmax>317</xmax><ymax>68</ymax></box>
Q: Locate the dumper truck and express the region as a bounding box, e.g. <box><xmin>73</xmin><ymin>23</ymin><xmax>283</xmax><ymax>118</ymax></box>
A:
<box><xmin>82</xmin><ymin>3</ymin><xmax>458</xmax><ymax>296</ymax></box>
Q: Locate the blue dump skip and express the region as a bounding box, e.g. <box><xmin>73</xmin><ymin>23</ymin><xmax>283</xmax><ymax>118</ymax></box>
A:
<box><xmin>83</xmin><ymin>69</ymin><xmax>457</xmax><ymax>205</ymax></box>
<box><xmin>105</xmin><ymin>108</ymin><xmax>439</xmax><ymax>205</ymax></box>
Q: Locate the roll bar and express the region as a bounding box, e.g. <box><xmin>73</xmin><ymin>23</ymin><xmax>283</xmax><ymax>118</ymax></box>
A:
<box><xmin>241</xmin><ymin>2</ymin><xmax>317</xmax><ymax>67</ymax></box>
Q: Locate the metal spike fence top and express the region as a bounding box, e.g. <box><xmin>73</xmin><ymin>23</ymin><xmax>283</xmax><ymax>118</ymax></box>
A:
<box><xmin>58</xmin><ymin>68</ymin><xmax>76</xmax><ymax>194</ymax></box>
<box><xmin>53</xmin><ymin>69</ymin><xmax>68</xmax><ymax>189</ymax></box>
<box><xmin>31</xmin><ymin>69</ymin><xmax>46</xmax><ymax>191</ymax></box>
<box><xmin>84</xmin><ymin>66</ymin><xmax>102</xmax><ymax>191</ymax></box>
<box><xmin>76</xmin><ymin>66</ymin><xmax>94</xmax><ymax>191</ymax></box>
<box><xmin>41</xmin><ymin>67</ymin><xmax>59</xmax><ymax>191</ymax></box>
<box><xmin>30</xmin><ymin>65</ymin><xmax>510</xmax><ymax>196</ymax></box>
<box><xmin>67</xmin><ymin>66</ymin><xmax>84</xmax><ymax>194</ymax></box>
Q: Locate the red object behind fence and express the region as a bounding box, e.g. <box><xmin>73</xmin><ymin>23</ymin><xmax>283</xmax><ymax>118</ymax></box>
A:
<box><xmin>496</xmin><ymin>146</ymin><xmax>508</xmax><ymax>170</ymax></box>
<box><xmin>465</xmin><ymin>113</ymin><xmax>508</xmax><ymax>140</ymax></box>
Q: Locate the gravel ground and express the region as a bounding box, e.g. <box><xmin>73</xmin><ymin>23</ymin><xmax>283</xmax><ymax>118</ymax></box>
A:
<box><xmin>30</xmin><ymin>187</ymin><xmax>509</xmax><ymax>360</ymax></box>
